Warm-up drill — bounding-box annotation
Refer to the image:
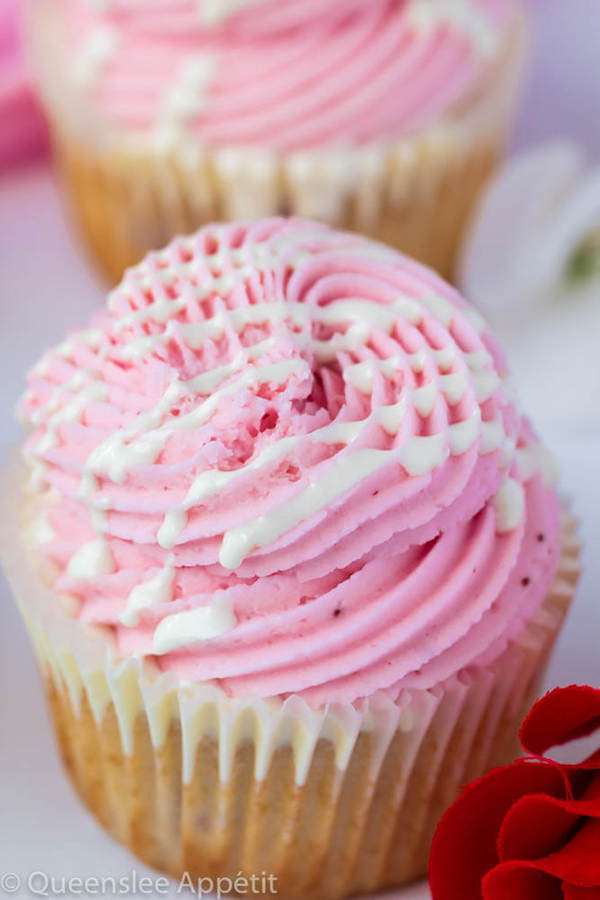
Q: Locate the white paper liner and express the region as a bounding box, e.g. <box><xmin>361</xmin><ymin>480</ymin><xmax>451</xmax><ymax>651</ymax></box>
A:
<box><xmin>0</xmin><ymin>456</ymin><xmax>579</xmax><ymax>895</ymax></box>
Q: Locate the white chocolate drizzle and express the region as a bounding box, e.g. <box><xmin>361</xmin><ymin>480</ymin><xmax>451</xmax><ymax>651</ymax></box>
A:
<box><xmin>28</xmin><ymin>375</ymin><xmax>107</xmax><ymax>491</ymax></box>
<box><xmin>405</xmin><ymin>0</ymin><xmax>499</xmax><ymax>59</ymax></box>
<box><xmin>67</xmin><ymin>538</ymin><xmax>115</xmax><ymax>579</ymax></box>
<box><xmin>152</xmin><ymin>599</ymin><xmax>236</xmax><ymax>654</ymax></box>
<box><xmin>200</xmin><ymin>0</ymin><xmax>262</xmax><ymax>27</ymax></box>
<box><xmin>516</xmin><ymin>445</ymin><xmax>559</xmax><ymax>490</ymax></box>
<box><xmin>493</xmin><ymin>477</ymin><xmax>525</xmax><ymax>534</ymax></box>
<box><xmin>219</xmin><ymin>432</ymin><xmax>450</xmax><ymax>570</ymax></box>
<box><xmin>28</xmin><ymin>512</ymin><xmax>55</xmax><ymax>546</ymax></box>
<box><xmin>120</xmin><ymin>558</ymin><xmax>175</xmax><ymax>627</ymax></box>
<box><xmin>71</xmin><ymin>25</ymin><xmax>119</xmax><ymax>89</ymax></box>
<box><xmin>84</xmin><ymin>358</ymin><xmax>307</xmax><ymax>487</ymax></box>
<box><xmin>161</xmin><ymin>55</ymin><xmax>218</xmax><ymax>123</ymax></box>
<box><xmin>24</xmin><ymin>224</ymin><xmax>549</xmax><ymax>652</ymax></box>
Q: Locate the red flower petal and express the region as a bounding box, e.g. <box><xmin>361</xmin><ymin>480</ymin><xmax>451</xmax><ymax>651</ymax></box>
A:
<box><xmin>563</xmin><ymin>887</ymin><xmax>600</xmax><ymax>899</ymax></box>
<box><xmin>521</xmin><ymin>687</ymin><xmax>600</xmax><ymax>768</ymax></box>
<box><xmin>540</xmin><ymin>820</ymin><xmax>600</xmax><ymax>884</ymax></box>
<box><xmin>482</xmin><ymin>864</ymin><xmax>563</xmax><ymax>900</ymax></box>
<box><xmin>430</xmin><ymin>687</ymin><xmax>600</xmax><ymax>900</ymax></box>
<box><xmin>498</xmin><ymin>794</ymin><xmax>581</xmax><ymax>862</ymax></box>
<box><xmin>497</xmin><ymin>776</ymin><xmax>600</xmax><ymax>863</ymax></box>
<box><xmin>483</xmin><ymin>820</ymin><xmax>600</xmax><ymax>899</ymax></box>
<box><xmin>429</xmin><ymin>762</ymin><xmax>566</xmax><ymax>900</ymax></box>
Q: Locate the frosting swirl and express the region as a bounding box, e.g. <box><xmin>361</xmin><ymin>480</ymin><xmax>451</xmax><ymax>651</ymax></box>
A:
<box><xmin>22</xmin><ymin>218</ymin><xmax>560</xmax><ymax>705</ymax></box>
<box><xmin>60</xmin><ymin>0</ymin><xmax>516</xmax><ymax>151</ymax></box>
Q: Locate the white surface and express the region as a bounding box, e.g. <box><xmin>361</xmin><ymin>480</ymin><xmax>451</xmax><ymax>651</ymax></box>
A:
<box><xmin>1</xmin><ymin>1</ymin><xmax>599</xmax><ymax>896</ymax></box>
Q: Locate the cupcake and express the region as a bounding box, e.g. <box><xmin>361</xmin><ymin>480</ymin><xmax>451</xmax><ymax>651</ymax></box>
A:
<box><xmin>26</xmin><ymin>0</ymin><xmax>526</xmax><ymax>282</ymax></box>
<box><xmin>2</xmin><ymin>219</ymin><xmax>578</xmax><ymax>897</ymax></box>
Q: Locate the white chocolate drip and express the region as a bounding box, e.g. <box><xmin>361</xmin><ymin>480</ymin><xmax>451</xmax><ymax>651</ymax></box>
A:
<box><xmin>67</xmin><ymin>538</ymin><xmax>115</xmax><ymax>579</ymax></box>
<box><xmin>28</xmin><ymin>373</ymin><xmax>107</xmax><ymax>493</ymax></box>
<box><xmin>448</xmin><ymin>409</ymin><xmax>481</xmax><ymax>455</ymax></box>
<box><xmin>119</xmin><ymin>295</ymin><xmax>421</xmax><ymax>361</ymax></box>
<box><xmin>29</xmin><ymin>512</ymin><xmax>55</xmax><ymax>546</ymax></box>
<box><xmin>120</xmin><ymin>559</ymin><xmax>175</xmax><ymax>627</ymax></box>
<box><xmin>152</xmin><ymin>599</ymin><xmax>236</xmax><ymax>654</ymax></box>
<box><xmin>481</xmin><ymin>416</ymin><xmax>505</xmax><ymax>454</ymax></box>
<box><xmin>406</xmin><ymin>0</ymin><xmax>499</xmax><ymax>58</ymax></box>
<box><xmin>71</xmin><ymin>25</ymin><xmax>119</xmax><ymax>89</ymax></box>
<box><xmin>516</xmin><ymin>445</ymin><xmax>559</xmax><ymax>489</ymax></box>
<box><xmin>219</xmin><ymin>433</ymin><xmax>449</xmax><ymax>570</ymax></box>
<box><xmin>84</xmin><ymin>358</ymin><xmax>307</xmax><ymax>486</ymax></box>
<box><xmin>493</xmin><ymin>477</ymin><xmax>525</xmax><ymax>534</ymax></box>
<box><xmin>161</xmin><ymin>55</ymin><xmax>218</xmax><ymax>122</ymax></box>
<box><xmin>157</xmin><ymin>417</ymin><xmax>369</xmax><ymax>549</ymax></box>
<box><xmin>200</xmin><ymin>0</ymin><xmax>262</xmax><ymax>27</ymax></box>
<box><xmin>156</xmin><ymin>345</ymin><xmax>506</xmax><ymax>554</ymax></box>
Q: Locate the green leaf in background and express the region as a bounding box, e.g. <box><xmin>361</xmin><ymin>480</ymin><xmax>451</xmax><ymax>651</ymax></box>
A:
<box><xmin>567</xmin><ymin>227</ymin><xmax>600</xmax><ymax>285</ymax></box>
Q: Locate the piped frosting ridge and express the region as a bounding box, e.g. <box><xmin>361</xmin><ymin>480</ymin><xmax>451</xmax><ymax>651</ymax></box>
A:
<box><xmin>21</xmin><ymin>217</ymin><xmax>560</xmax><ymax>706</ymax></box>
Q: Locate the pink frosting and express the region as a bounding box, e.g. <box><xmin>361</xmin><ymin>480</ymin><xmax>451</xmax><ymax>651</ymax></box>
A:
<box><xmin>56</xmin><ymin>0</ymin><xmax>516</xmax><ymax>151</ymax></box>
<box><xmin>21</xmin><ymin>218</ymin><xmax>560</xmax><ymax>706</ymax></box>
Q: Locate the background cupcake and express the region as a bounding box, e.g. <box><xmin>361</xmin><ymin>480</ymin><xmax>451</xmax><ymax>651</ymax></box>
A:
<box><xmin>26</xmin><ymin>0</ymin><xmax>526</xmax><ymax>282</ymax></box>
<box><xmin>1</xmin><ymin>218</ymin><xmax>578</xmax><ymax>897</ymax></box>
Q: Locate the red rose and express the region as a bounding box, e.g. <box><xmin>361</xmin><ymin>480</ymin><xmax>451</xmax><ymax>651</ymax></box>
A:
<box><xmin>430</xmin><ymin>685</ymin><xmax>600</xmax><ymax>900</ymax></box>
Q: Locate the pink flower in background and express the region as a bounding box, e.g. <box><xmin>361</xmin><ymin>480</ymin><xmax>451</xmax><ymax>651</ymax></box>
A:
<box><xmin>0</xmin><ymin>0</ymin><xmax>47</xmax><ymax>169</ymax></box>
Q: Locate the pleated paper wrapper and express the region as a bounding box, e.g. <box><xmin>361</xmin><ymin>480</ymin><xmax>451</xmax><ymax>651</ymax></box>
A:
<box><xmin>0</xmin><ymin>458</ymin><xmax>580</xmax><ymax>899</ymax></box>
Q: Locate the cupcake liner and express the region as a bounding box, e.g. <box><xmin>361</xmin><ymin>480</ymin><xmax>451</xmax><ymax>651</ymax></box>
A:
<box><xmin>27</xmin><ymin>3</ymin><xmax>526</xmax><ymax>282</ymax></box>
<box><xmin>0</xmin><ymin>457</ymin><xmax>579</xmax><ymax>898</ymax></box>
